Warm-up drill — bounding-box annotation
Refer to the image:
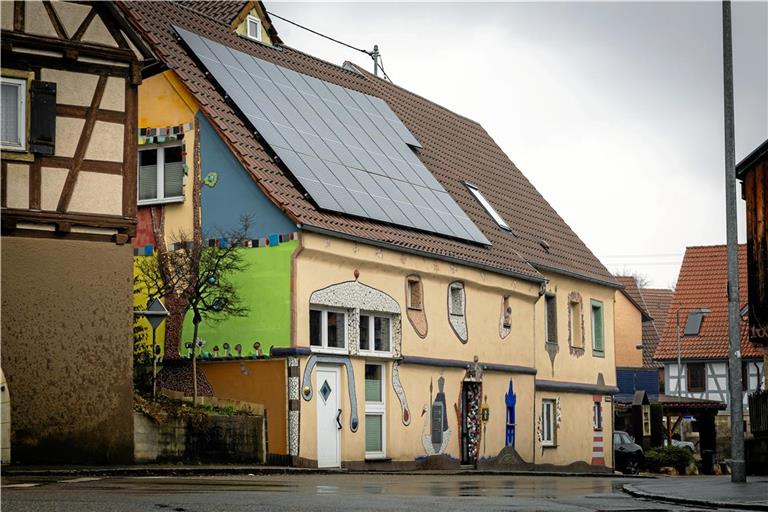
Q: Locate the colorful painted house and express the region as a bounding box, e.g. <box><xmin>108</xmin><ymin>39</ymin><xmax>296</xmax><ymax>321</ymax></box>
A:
<box><xmin>121</xmin><ymin>0</ymin><xmax>620</xmax><ymax>469</ymax></box>
<box><xmin>1</xmin><ymin>1</ymin><xmax>152</xmax><ymax>462</ymax></box>
<box><xmin>654</xmin><ymin>244</ymin><xmax>764</xmax><ymax>455</ymax></box>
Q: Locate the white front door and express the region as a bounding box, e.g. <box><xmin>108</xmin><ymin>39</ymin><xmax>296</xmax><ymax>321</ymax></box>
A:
<box><xmin>316</xmin><ymin>365</ymin><xmax>341</xmax><ymax>468</ymax></box>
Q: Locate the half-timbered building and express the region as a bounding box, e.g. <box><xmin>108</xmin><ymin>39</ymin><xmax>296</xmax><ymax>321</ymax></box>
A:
<box><xmin>1</xmin><ymin>1</ymin><xmax>152</xmax><ymax>463</ymax></box>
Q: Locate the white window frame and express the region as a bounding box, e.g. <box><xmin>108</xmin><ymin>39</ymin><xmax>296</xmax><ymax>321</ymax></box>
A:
<box><xmin>364</xmin><ymin>362</ymin><xmax>386</xmax><ymax>459</ymax></box>
<box><xmin>449</xmin><ymin>283</ymin><xmax>465</xmax><ymax>317</ymax></box>
<box><xmin>137</xmin><ymin>143</ymin><xmax>185</xmax><ymax>206</ymax></box>
<box><xmin>465</xmin><ymin>182</ymin><xmax>511</xmax><ymax>231</ymax></box>
<box><xmin>591</xmin><ymin>299</ymin><xmax>604</xmax><ymax>353</ymax></box>
<box><xmin>541</xmin><ymin>399</ymin><xmax>555</xmax><ymax>446</ymax></box>
<box><xmin>1</xmin><ymin>77</ymin><xmax>27</xmax><ymax>151</ymax></box>
<box><xmin>359</xmin><ymin>312</ymin><xmax>393</xmax><ymax>356</ymax></box>
<box><xmin>309</xmin><ymin>306</ymin><xmax>348</xmax><ymax>354</ymax></box>
<box><xmin>593</xmin><ymin>400</ymin><xmax>602</xmax><ymax>430</ymax></box>
<box><xmin>245</xmin><ymin>15</ymin><xmax>262</xmax><ymax>42</ymax></box>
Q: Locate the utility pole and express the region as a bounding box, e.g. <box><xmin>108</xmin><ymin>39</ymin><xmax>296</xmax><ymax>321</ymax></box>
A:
<box><xmin>372</xmin><ymin>44</ymin><xmax>380</xmax><ymax>77</ymax></box>
<box><xmin>722</xmin><ymin>0</ymin><xmax>746</xmax><ymax>483</ymax></box>
<box><xmin>676</xmin><ymin>310</ymin><xmax>682</xmax><ymax>396</ymax></box>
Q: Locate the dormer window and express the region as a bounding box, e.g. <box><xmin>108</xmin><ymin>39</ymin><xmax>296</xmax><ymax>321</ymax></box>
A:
<box><xmin>465</xmin><ymin>182</ymin><xmax>512</xmax><ymax>232</ymax></box>
<box><xmin>246</xmin><ymin>15</ymin><xmax>262</xmax><ymax>42</ymax></box>
<box><xmin>684</xmin><ymin>308</ymin><xmax>711</xmax><ymax>336</ymax></box>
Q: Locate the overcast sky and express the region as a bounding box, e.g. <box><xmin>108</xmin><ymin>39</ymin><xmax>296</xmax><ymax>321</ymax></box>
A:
<box><xmin>269</xmin><ymin>1</ymin><xmax>768</xmax><ymax>288</ymax></box>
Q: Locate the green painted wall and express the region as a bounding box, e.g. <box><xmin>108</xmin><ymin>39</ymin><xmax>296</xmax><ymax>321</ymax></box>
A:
<box><xmin>181</xmin><ymin>240</ymin><xmax>296</xmax><ymax>357</ymax></box>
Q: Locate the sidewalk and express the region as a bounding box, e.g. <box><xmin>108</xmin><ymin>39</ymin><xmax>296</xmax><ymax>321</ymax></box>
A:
<box><xmin>623</xmin><ymin>475</ymin><xmax>768</xmax><ymax>511</ymax></box>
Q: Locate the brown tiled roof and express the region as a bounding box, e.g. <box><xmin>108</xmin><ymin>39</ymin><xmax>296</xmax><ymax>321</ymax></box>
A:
<box><xmin>173</xmin><ymin>1</ymin><xmax>247</xmax><ymax>24</ymax></box>
<box><xmin>121</xmin><ymin>1</ymin><xmax>618</xmax><ymax>287</ymax></box>
<box><xmin>654</xmin><ymin>244</ymin><xmax>762</xmax><ymax>361</ymax></box>
<box><xmin>615</xmin><ymin>275</ymin><xmax>651</xmax><ymax>320</ymax></box>
<box><xmin>639</xmin><ymin>287</ymin><xmax>674</xmax><ymax>368</ymax></box>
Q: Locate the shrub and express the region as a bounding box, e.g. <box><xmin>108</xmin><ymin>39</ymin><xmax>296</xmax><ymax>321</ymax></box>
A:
<box><xmin>644</xmin><ymin>445</ymin><xmax>693</xmax><ymax>473</ymax></box>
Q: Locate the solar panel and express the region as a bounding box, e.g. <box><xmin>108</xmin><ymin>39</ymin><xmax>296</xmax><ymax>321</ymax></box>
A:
<box><xmin>175</xmin><ymin>27</ymin><xmax>490</xmax><ymax>245</ymax></box>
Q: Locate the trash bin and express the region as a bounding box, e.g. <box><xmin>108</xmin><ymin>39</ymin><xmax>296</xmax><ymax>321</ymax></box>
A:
<box><xmin>701</xmin><ymin>449</ymin><xmax>715</xmax><ymax>474</ymax></box>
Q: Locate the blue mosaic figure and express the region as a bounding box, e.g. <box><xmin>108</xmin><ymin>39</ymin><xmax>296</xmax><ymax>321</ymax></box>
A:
<box><xmin>505</xmin><ymin>379</ymin><xmax>516</xmax><ymax>447</ymax></box>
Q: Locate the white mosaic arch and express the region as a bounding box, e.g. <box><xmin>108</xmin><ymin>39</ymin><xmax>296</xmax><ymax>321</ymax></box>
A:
<box><xmin>309</xmin><ymin>280</ymin><xmax>402</xmax><ymax>357</ymax></box>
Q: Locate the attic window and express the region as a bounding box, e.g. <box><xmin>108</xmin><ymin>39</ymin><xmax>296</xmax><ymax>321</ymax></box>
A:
<box><xmin>246</xmin><ymin>15</ymin><xmax>262</xmax><ymax>42</ymax></box>
<box><xmin>465</xmin><ymin>182</ymin><xmax>511</xmax><ymax>231</ymax></box>
<box><xmin>683</xmin><ymin>308</ymin><xmax>711</xmax><ymax>336</ymax></box>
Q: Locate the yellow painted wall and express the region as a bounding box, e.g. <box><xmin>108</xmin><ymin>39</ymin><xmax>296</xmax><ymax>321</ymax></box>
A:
<box><xmin>534</xmin><ymin>391</ymin><xmax>613</xmax><ymax>467</ymax></box>
<box><xmin>133</xmin><ymin>257</ymin><xmax>166</xmax><ymax>358</ymax></box>
<box><xmin>234</xmin><ymin>6</ymin><xmax>273</xmax><ymax>45</ymax></box>
<box><xmin>137</xmin><ymin>71</ymin><xmax>199</xmax><ymax>246</ymax></box>
<box><xmin>536</xmin><ymin>273</ymin><xmax>618</xmax><ymax>386</ymax></box>
<box><xmin>614</xmin><ymin>291</ymin><xmax>643</xmax><ymax>368</ymax></box>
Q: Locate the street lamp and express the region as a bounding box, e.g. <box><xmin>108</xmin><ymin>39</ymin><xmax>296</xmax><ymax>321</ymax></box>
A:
<box><xmin>134</xmin><ymin>298</ymin><xmax>169</xmax><ymax>399</ymax></box>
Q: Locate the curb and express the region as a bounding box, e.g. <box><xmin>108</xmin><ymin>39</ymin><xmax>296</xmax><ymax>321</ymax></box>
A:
<box><xmin>623</xmin><ymin>483</ymin><xmax>768</xmax><ymax>511</ymax></box>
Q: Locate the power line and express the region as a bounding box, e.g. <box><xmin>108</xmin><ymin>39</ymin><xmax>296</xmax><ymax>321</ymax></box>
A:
<box><xmin>267</xmin><ymin>11</ymin><xmax>391</xmax><ymax>82</ymax></box>
<box><xmin>599</xmin><ymin>253</ymin><xmax>683</xmax><ymax>259</ymax></box>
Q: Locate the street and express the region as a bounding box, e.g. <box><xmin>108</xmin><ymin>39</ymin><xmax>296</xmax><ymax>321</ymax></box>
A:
<box><xmin>0</xmin><ymin>473</ymin><xmax>751</xmax><ymax>512</ymax></box>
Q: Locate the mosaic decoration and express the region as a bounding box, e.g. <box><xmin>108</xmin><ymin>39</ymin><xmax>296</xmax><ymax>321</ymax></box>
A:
<box><xmin>301</xmin><ymin>353</ymin><xmax>359</xmax><ymax>432</ymax></box>
<box><xmin>203</xmin><ymin>171</ymin><xmax>219</xmax><ymax>188</ymax></box>
<box><xmin>499</xmin><ymin>297</ymin><xmax>512</xmax><ymax>339</ymax></box>
<box><xmin>421</xmin><ymin>376</ymin><xmax>451</xmax><ymax>455</ymax></box>
<box><xmin>464</xmin><ymin>356</ymin><xmax>484</xmax><ymax>382</ymax></box>
<box><xmin>309</xmin><ymin>280</ymin><xmax>402</xmax><ymax>357</ymax></box>
<box><xmin>591</xmin><ymin>394</ymin><xmax>605</xmax><ymax>466</ymax></box>
<box><xmin>463</xmin><ymin>381</ymin><xmax>482</xmax><ymax>462</ymax></box>
<box><xmin>567</xmin><ymin>291</ymin><xmax>586</xmax><ymax>357</ymax></box>
<box><xmin>391</xmin><ymin>361</ymin><xmax>411</xmax><ymax>426</ymax></box>
<box><xmin>545</xmin><ymin>341</ymin><xmax>559</xmax><ymax>376</ymax></box>
<box><xmin>138</xmin><ymin>124</ymin><xmax>191</xmax><ymax>175</ymax></box>
<box><xmin>505</xmin><ymin>379</ymin><xmax>517</xmax><ymax>447</ymax></box>
<box><xmin>447</xmin><ymin>282</ymin><xmax>468</xmax><ymax>343</ymax></box>
<box><xmin>287</xmin><ymin>357</ymin><xmax>300</xmax><ymax>457</ymax></box>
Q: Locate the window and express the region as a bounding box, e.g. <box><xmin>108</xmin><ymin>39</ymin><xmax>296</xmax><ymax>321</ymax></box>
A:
<box><xmin>365</xmin><ymin>363</ymin><xmax>386</xmax><ymax>458</ymax></box>
<box><xmin>138</xmin><ymin>144</ymin><xmax>185</xmax><ymax>205</ymax></box>
<box><xmin>407</xmin><ymin>276</ymin><xmax>423</xmax><ymax>310</ymax></box>
<box><xmin>359</xmin><ymin>313</ymin><xmax>391</xmax><ymax>354</ymax></box>
<box><xmin>1</xmin><ymin>77</ymin><xmax>26</xmax><ymax>151</ymax></box>
<box><xmin>309</xmin><ymin>308</ymin><xmax>347</xmax><ymax>351</ymax></box>
<box><xmin>545</xmin><ymin>294</ymin><xmax>557</xmax><ymax>344</ymax></box>
<box><xmin>570</xmin><ymin>300</ymin><xmax>583</xmax><ymax>348</ymax></box>
<box><xmin>246</xmin><ymin>15</ymin><xmax>262</xmax><ymax>42</ymax></box>
<box><xmin>684</xmin><ymin>312</ymin><xmax>704</xmax><ymax>336</ymax></box>
<box><xmin>591</xmin><ymin>300</ymin><xmax>604</xmax><ymax>354</ymax></box>
<box><xmin>593</xmin><ymin>401</ymin><xmax>602</xmax><ymax>430</ymax></box>
<box><xmin>541</xmin><ymin>399</ymin><xmax>555</xmax><ymax>446</ymax></box>
<box><xmin>465</xmin><ymin>182</ymin><xmax>511</xmax><ymax>231</ymax></box>
<box><xmin>502</xmin><ymin>296</ymin><xmax>512</xmax><ymax>329</ymax></box>
<box><xmin>449</xmin><ymin>282</ymin><xmax>465</xmax><ymax>317</ymax></box>
<box><xmin>742</xmin><ymin>362</ymin><xmax>752</xmax><ymax>391</ymax></box>
<box><xmin>642</xmin><ymin>404</ymin><xmax>651</xmax><ymax>436</ymax></box>
<box><xmin>687</xmin><ymin>363</ymin><xmax>706</xmax><ymax>392</ymax></box>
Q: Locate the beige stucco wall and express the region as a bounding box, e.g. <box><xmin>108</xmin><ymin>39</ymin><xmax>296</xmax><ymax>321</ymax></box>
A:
<box><xmin>1</xmin><ymin>236</ymin><xmax>134</xmax><ymax>463</ymax></box>
<box><xmin>614</xmin><ymin>291</ymin><xmax>643</xmax><ymax>368</ymax></box>
<box><xmin>536</xmin><ymin>273</ymin><xmax>617</xmax><ymax>386</ymax></box>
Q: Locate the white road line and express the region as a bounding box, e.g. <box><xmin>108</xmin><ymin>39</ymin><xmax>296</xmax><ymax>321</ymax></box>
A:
<box><xmin>57</xmin><ymin>477</ymin><xmax>103</xmax><ymax>483</ymax></box>
<box><xmin>3</xmin><ymin>483</ymin><xmax>41</xmax><ymax>488</ymax></box>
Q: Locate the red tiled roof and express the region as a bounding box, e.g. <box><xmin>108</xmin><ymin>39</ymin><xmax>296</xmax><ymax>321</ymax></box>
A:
<box><xmin>120</xmin><ymin>1</ymin><xmax>618</xmax><ymax>287</ymax></box>
<box><xmin>654</xmin><ymin>244</ymin><xmax>762</xmax><ymax>361</ymax></box>
<box><xmin>639</xmin><ymin>287</ymin><xmax>674</xmax><ymax>368</ymax></box>
<box><xmin>173</xmin><ymin>1</ymin><xmax>247</xmax><ymax>24</ymax></box>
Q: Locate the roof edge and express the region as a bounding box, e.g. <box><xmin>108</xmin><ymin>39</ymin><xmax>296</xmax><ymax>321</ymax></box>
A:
<box><xmin>532</xmin><ymin>262</ymin><xmax>621</xmax><ymax>289</ymax></box>
<box><xmin>300</xmin><ymin>224</ymin><xmax>546</xmax><ymax>285</ymax></box>
<box><xmin>736</xmin><ymin>138</ymin><xmax>768</xmax><ymax>178</ymax></box>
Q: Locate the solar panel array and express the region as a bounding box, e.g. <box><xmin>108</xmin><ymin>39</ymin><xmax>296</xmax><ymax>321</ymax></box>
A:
<box><xmin>175</xmin><ymin>26</ymin><xmax>490</xmax><ymax>245</ymax></box>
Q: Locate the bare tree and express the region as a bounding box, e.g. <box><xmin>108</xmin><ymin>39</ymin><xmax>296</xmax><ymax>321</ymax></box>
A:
<box><xmin>136</xmin><ymin>216</ymin><xmax>251</xmax><ymax>404</ymax></box>
<box><xmin>615</xmin><ymin>267</ymin><xmax>651</xmax><ymax>288</ymax></box>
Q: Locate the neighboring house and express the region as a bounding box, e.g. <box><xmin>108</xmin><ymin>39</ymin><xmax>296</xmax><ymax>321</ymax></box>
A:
<box><xmin>121</xmin><ymin>0</ymin><xmax>620</xmax><ymax>469</ymax></box>
<box><xmin>614</xmin><ymin>276</ymin><xmax>652</xmax><ymax>369</ymax></box>
<box><xmin>641</xmin><ymin>288</ymin><xmax>674</xmax><ymax>364</ymax></box>
<box><xmin>654</xmin><ymin>245</ymin><xmax>764</xmax><ymax>453</ymax></box>
<box><xmin>0</xmin><ymin>2</ymin><xmax>152</xmax><ymax>462</ymax></box>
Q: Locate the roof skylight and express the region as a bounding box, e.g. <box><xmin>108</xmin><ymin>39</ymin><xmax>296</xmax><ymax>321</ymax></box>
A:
<box><xmin>465</xmin><ymin>182</ymin><xmax>511</xmax><ymax>231</ymax></box>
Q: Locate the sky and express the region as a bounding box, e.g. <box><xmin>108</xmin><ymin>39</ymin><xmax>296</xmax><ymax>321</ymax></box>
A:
<box><xmin>268</xmin><ymin>1</ymin><xmax>768</xmax><ymax>288</ymax></box>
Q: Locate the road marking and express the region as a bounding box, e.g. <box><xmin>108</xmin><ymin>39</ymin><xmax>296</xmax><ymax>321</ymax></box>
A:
<box><xmin>3</xmin><ymin>483</ymin><xmax>41</xmax><ymax>488</ymax></box>
<box><xmin>57</xmin><ymin>477</ymin><xmax>103</xmax><ymax>483</ymax></box>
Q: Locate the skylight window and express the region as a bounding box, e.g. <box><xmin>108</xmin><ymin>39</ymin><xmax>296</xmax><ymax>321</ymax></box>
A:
<box><xmin>683</xmin><ymin>308</ymin><xmax>711</xmax><ymax>336</ymax></box>
<box><xmin>465</xmin><ymin>182</ymin><xmax>511</xmax><ymax>231</ymax></box>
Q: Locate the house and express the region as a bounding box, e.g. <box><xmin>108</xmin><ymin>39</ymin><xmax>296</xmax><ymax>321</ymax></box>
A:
<box><xmin>121</xmin><ymin>0</ymin><xmax>620</xmax><ymax>469</ymax></box>
<box><xmin>641</xmin><ymin>287</ymin><xmax>674</xmax><ymax>389</ymax></box>
<box><xmin>736</xmin><ymin>139</ymin><xmax>768</xmax><ymax>348</ymax></box>
<box><xmin>654</xmin><ymin>244</ymin><xmax>764</xmax><ymax>455</ymax></box>
<box><xmin>614</xmin><ymin>276</ymin><xmax>652</xmax><ymax>369</ymax></box>
<box><xmin>0</xmin><ymin>1</ymin><xmax>152</xmax><ymax>462</ymax></box>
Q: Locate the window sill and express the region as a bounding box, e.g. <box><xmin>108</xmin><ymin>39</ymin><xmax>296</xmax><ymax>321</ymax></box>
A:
<box><xmin>364</xmin><ymin>454</ymin><xmax>389</xmax><ymax>461</ymax></box>
<box><xmin>1</xmin><ymin>149</ymin><xmax>33</xmax><ymax>162</ymax></box>
<box><xmin>407</xmin><ymin>306</ymin><xmax>423</xmax><ymax>311</ymax></box>
<box><xmin>592</xmin><ymin>350</ymin><xmax>605</xmax><ymax>358</ymax></box>
<box><xmin>541</xmin><ymin>443</ymin><xmax>557</xmax><ymax>449</ymax></box>
<box><xmin>138</xmin><ymin>196</ymin><xmax>185</xmax><ymax>207</ymax></box>
<box><xmin>310</xmin><ymin>346</ymin><xmax>349</xmax><ymax>355</ymax></box>
<box><xmin>359</xmin><ymin>351</ymin><xmax>393</xmax><ymax>359</ymax></box>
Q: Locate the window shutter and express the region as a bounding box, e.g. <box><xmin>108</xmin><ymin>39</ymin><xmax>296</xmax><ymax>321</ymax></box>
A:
<box><xmin>595</xmin><ymin>308</ymin><xmax>604</xmax><ymax>351</ymax></box>
<box><xmin>29</xmin><ymin>80</ymin><xmax>56</xmax><ymax>155</ymax></box>
<box><xmin>164</xmin><ymin>160</ymin><xmax>184</xmax><ymax>198</ymax></box>
<box><xmin>546</xmin><ymin>296</ymin><xmax>557</xmax><ymax>343</ymax></box>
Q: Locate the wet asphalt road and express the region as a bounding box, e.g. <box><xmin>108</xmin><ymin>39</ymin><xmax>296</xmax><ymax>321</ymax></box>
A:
<box><xmin>0</xmin><ymin>473</ymin><xmax>737</xmax><ymax>511</ymax></box>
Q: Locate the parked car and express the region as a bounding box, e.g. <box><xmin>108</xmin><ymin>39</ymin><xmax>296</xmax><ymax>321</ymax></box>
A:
<box><xmin>614</xmin><ymin>430</ymin><xmax>644</xmax><ymax>474</ymax></box>
<box><xmin>664</xmin><ymin>437</ymin><xmax>696</xmax><ymax>453</ymax></box>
